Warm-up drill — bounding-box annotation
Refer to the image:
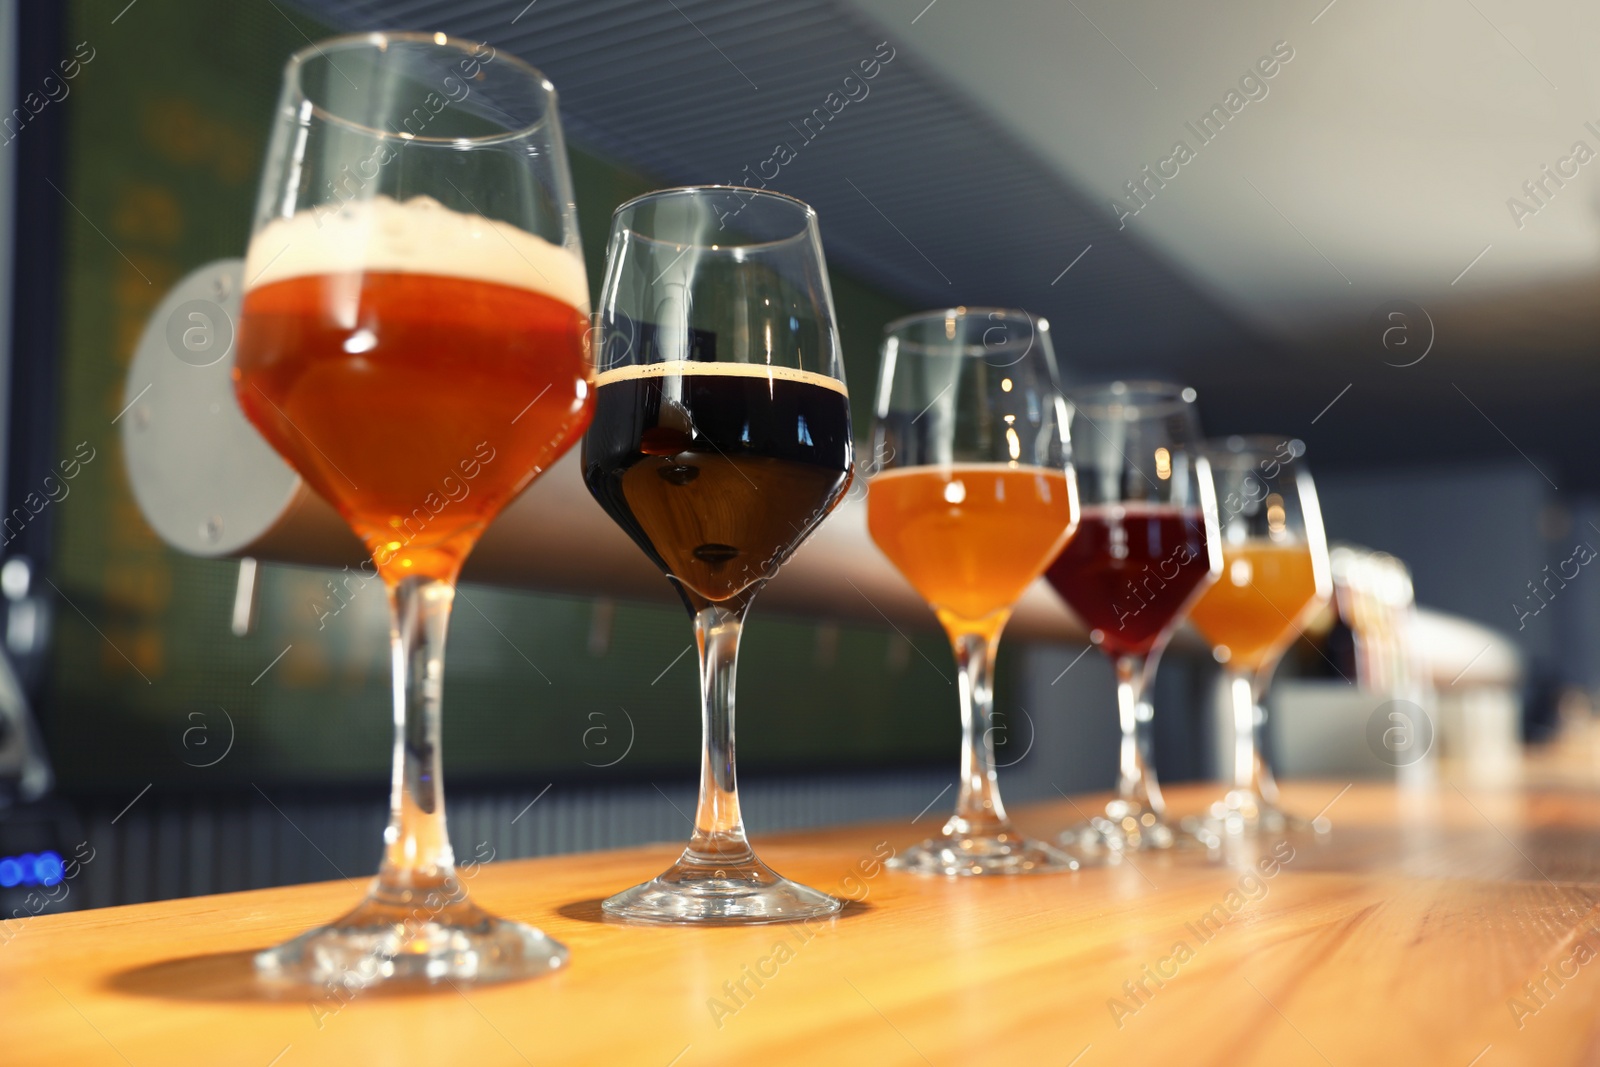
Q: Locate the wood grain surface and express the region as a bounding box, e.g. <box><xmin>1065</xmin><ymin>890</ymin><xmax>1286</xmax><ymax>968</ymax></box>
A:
<box><xmin>6</xmin><ymin>774</ymin><xmax>1600</xmax><ymax>1066</ymax></box>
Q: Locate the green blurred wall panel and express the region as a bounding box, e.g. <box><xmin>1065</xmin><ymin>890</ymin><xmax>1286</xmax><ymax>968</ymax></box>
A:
<box><xmin>46</xmin><ymin>0</ymin><xmax>966</xmax><ymax>790</ymax></box>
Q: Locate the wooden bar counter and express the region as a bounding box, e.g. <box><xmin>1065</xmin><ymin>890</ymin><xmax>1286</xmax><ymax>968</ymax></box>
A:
<box><xmin>6</xmin><ymin>777</ymin><xmax>1600</xmax><ymax>1066</ymax></box>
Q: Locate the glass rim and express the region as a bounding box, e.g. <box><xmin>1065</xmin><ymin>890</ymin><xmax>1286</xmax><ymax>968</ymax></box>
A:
<box><xmin>881</xmin><ymin>306</ymin><xmax>1045</xmax><ymax>337</ymax></box>
<box><xmin>611</xmin><ymin>185</ymin><xmax>819</xmax><ymax>251</ymax></box>
<box><xmin>284</xmin><ymin>31</ymin><xmax>557</xmax><ymax>146</ymax></box>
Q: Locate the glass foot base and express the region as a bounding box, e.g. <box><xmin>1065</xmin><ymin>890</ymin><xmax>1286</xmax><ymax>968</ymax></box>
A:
<box><xmin>1199</xmin><ymin>789</ymin><xmax>1330</xmax><ymax>838</ymax></box>
<box><xmin>255</xmin><ymin>890</ymin><xmax>567</xmax><ymax>988</ymax></box>
<box><xmin>1061</xmin><ymin>799</ymin><xmax>1185</xmax><ymax>852</ymax></box>
<box><xmin>888</xmin><ymin>831</ymin><xmax>1079</xmax><ymax>876</ymax></box>
<box><xmin>603</xmin><ymin>853</ymin><xmax>842</xmax><ymax>925</ymax></box>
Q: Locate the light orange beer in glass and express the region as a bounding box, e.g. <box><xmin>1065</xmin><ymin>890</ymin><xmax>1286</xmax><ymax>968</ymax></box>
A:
<box><xmin>1186</xmin><ymin>538</ymin><xmax>1319</xmax><ymax>672</ymax></box>
<box><xmin>867</xmin><ymin>463</ymin><xmax>1077</xmax><ymax>635</ymax></box>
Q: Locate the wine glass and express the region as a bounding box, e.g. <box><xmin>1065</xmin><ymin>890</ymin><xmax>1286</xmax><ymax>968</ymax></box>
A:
<box><xmin>233</xmin><ymin>33</ymin><xmax>591</xmax><ymax>984</ymax></box>
<box><xmin>867</xmin><ymin>308</ymin><xmax>1080</xmax><ymax>875</ymax></box>
<box><xmin>1043</xmin><ymin>382</ymin><xmax>1221</xmax><ymax>851</ymax></box>
<box><xmin>1187</xmin><ymin>436</ymin><xmax>1332</xmax><ymax>833</ymax></box>
<box><xmin>582</xmin><ymin>187</ymin><xmax>854</xmax><ymax>923</ymax></box>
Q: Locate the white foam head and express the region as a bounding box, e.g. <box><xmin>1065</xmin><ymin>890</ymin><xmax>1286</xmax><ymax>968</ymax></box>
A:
<box><xmin>243</xmin><ymin>196</ymin><xmax>589</xmax><ymax>312</ymax></box>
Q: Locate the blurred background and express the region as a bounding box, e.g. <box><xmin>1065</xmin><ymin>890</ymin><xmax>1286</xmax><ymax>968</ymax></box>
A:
<box><xmin>0</xmin><ymin>0</ymin><xmax>1591</xmax><ymax>911</ymax></box>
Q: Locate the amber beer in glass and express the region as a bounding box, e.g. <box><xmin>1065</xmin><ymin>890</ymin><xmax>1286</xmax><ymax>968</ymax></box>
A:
<box><xmin>233</xmin><ymin>33</ymin><xmax>589</xmax><ymax>985</ymax></box>
<box><xmin>868</xmin><ymin>466</ymin><xmax>1076</xmax><ymax>634</ymax></box>
<box><xmin>238</xmin><ymin>207</ymin><xmax>590</xmax><ymax>582</ymax></box>
<box><xmin>1188</xmin><ymin>541</ymin><xmax>1320</xmax><ymax>673</ymax></box>
<box><xmin>1187</xmin><ymin>437</ymin><xmax>1332</xmax><ymax>833</ymax></box>
<box><xmin>868</xmin><ymin>308</ymin><xmax>1079</xmax><ymax>875</ymax></box>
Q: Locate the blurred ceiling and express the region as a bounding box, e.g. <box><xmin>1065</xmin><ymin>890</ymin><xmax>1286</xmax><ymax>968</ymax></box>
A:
<box><xmin>293</xmin><ymin>0</ymin><xmax>1600</xmax><ymax>489</ymax></box>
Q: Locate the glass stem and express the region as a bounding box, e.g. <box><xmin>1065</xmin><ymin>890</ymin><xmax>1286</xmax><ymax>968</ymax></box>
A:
<box><xmin>685</xmin><ymin>602</ymin><xmax>757</xmax><ymax>867</ymax></box>
<box><xmin>1114</xmin><ymin>653</ymin><xmax>1164</xmax><ymax>815</ymax></box>
<box><xmin>376</xmin><ymin>575</ymin><xmax>460</xmax><ymax>902</ymax></box>
<box><xmin>945</xmin><ymin>626</ymin><xmax>1009</xmax><ymax>838</ymax></box>
<box><xmin>1226</xmin><ymin>666</ymin><xmax>1283</xmax><ymax>806</ymax></box>
<box><xmin>1249</xmin><ymin>668</ymin><xmax>1282</xmax><ymax>806</ymax></box>
<box><xmin>1227</xmin><ymin>669</ymin><xmax>1259</xmax><ymax>793</ymax></box>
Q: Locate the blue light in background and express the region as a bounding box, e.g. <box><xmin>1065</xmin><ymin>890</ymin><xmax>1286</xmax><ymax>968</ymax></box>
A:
<box><xmin>35</xmin><ymin>852</ymin><xmax>63</xmax><ymax>886</ymax></box>
<box><xmin>0</xmin><ymin>851</ymin><xmax>64</xmax><ymax>888</ymax></box>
